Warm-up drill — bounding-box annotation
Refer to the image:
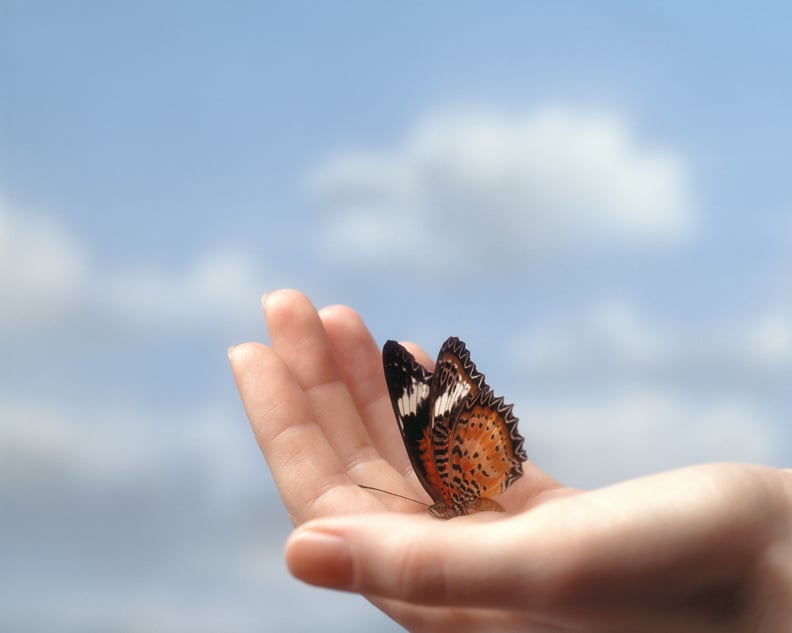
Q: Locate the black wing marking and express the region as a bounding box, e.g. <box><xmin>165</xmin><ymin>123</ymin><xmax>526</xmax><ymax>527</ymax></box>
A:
<box><xmin>382</xmin><ymin>340</ymin><xmax>441</xmax><ymax>502</ymax></box>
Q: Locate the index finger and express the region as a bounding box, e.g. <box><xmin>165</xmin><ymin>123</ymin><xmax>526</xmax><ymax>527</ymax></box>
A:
<box><xmin>229</xmin><ymin>341</ymin><xmax>387</xmax><ymax>523</ymax></box>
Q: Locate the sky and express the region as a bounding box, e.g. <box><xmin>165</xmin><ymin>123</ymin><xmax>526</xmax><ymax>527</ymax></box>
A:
<box><xmin>2</xmin><ymin>2</ymin><xmax>791</xmax><ymax>632</ymax></box>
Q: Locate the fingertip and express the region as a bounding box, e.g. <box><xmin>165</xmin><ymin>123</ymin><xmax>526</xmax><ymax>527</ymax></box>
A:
<box><xmin>263</xmin><ymin>288</ymin><xmax>311</xmax><ymax>314</ymax></box>
<box><xmin>227</xmin><ymin>341</ymin><xmax>268</xmax><ymax>366</ymax></box>
<box><xmin>318</xmin><ymin>303</ymin><xmax>362</xmax><ymax>330</ymax></box>
<box><xmin>284</xmin><ymin>514</ymin><xmax>451</xmax><ymax>602</ymax></box>
<box><xmin>263</xmin><ymin>290</ymin><xmax>325</xmax><ymax>346</ymax></box>
<box><xmin>285</xmin><ymin>527</ymin><xmax>354</xmax><ymax>589</ymax></box>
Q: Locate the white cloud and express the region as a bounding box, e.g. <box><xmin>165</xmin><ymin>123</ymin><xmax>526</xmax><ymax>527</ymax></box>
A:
<box><xmin>520</xmin><ymin>388</ymin><xmax>782</xmax><ymax>489</ymax></box>
<box><xmin>0</xmin><ymin>196</ymin><xmax>89</xmax><ymax>333</ymax></box>
<box><xmin>310</xmin><ymin>106</ymin><xmax>695</xmax><ymax>269</ymax></box>
<box><xmin>0</xmin><ymin>197</ymin><xmax>267</xmax><ymax>338</ymax></box>
<box><xmin>510</xmin><ymin>298</ymin><xmax>792</xmax><ymax>385</ymax></box>
<box><xmin>506</xmin><ymin>298</ymin><xmax>789</xmax><ymax>488</ymax></box>
<box><xmin>101</xmin><ymin>250</ymin><xmax>266</xmax><ymax>331</ymax></box>
<box><xmin>737</xmin><ymin>311</ymin><xmax>792</xmax><ymax>369</ymax></box>
<box><xmin>4</xmin><ymin>571</ymin><xmax>401</xmax><ymax>633</ymax></box>
<box><xmin>0</xmin><ymin>395</ymin><xmax>264</xmax><ymax>500</ymax></box>
<box><xmin>0</xmin><ymin>392</ymin><xmax>402</xmax><ymax>633</ymax></box>
<box><xmin>512</xmin><ymin>298</ymin><xmax>672</xmax><ymax>374</ymax></box>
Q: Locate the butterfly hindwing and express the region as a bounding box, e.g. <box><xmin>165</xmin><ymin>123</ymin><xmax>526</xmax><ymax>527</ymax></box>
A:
<box><xmin>445</xmin><ymin>389</ymin><xmax>527</xmax><ymax>508</ymax></box>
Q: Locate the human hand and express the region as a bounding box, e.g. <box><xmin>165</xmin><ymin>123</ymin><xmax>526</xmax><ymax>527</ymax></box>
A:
<box><xmin>229</xmin><ymin>289</ymin><xmax>792</xmax><ymax>633</ymax></box>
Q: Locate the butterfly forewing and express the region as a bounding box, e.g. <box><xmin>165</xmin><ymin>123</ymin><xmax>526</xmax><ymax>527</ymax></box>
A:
<box><xmin>382</xmin><ymin>341</ymin><xmax>448</xmax><ymax>507</ymax></box>
<box><xmin>430</xmin><ymin>337</ymin><xmax>487</xmax><ymax>433</ymax></box>
<box><xmin>429</xmin><ymin>337</ymin><xmax>488</xmax><ymax>500</ymax></box>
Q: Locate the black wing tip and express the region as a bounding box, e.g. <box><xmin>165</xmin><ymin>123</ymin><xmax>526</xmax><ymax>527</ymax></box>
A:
<box><xmin>383</xmin><ymin>339</ymin><xmax>404</xmax><ymax>355</ymax></box>
<box><xmin>387</xmin><ymin>336</ymin><xmax>469</xmax><ymax>361</ymax></box>
<box><xmin>438</xmin><ymin>336</ymin><xmax>490</xmax><ymax>391</ymax></box>
<box><xmin>383</xmin><ymin>339</ymin><xmax>414</xmax><ymax>367</ymax></box>
<box><xmin>382</xmin><ymin>339</ymin><xmax>432</xmax><ymax>397</ymax></box>
<box><xmin>440</xmin><ymin>336</ymin><xmax>466</xmax><ymax>356</ymax></box>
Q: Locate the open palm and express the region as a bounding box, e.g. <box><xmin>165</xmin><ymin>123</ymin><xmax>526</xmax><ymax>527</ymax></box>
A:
<box><xmin>229</xmin><ymin>289</ymin><xmax>791</xmax><ymax>633</ymax></box>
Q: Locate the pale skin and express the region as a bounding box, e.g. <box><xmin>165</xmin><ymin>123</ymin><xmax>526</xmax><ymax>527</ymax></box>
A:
<box><xmin>228</xmin><ymin>289</ymin><xmax>792</xmax><ymax>633</ymax></box>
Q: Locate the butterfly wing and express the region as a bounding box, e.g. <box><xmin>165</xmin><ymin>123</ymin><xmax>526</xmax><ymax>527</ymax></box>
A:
<box><xmin>382</xmin><ymin>340</ymin><xmax>447</xmax><ymax>506</ymax></box>
<box><xmin>444</xmin><ymin>389</ymin><xmax>527</xmax><ymax>510</ymax></box>
<box><xmin>384</xmin><ymin>337</ymin><xmax>528</xmax><ymax>518</ymax></box>
<box><xmin>430</xmin><ymin>337</ymin><xmax>488</xmax><ymax>438</ymax></box>
<box><xmin>429</xmin><ymin>337</ymin><xmax>489</xmax><ymax>506</ymax></box>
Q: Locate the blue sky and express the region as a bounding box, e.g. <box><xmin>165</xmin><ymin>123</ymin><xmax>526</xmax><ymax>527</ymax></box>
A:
<box><xmin>2</xmin><ymin>3</ymin><xmax>791</xmax><ymax>632</ymax></box>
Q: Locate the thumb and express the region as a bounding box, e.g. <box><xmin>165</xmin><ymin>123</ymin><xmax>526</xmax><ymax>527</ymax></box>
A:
<box><xmin>283</xmin><ymin>512</ymin><xmax>559</xmax><ymax>609</ymax></box>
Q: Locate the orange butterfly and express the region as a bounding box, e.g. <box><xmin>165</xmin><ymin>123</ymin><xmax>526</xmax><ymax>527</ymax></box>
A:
<box><xmin>383</xmin><ymin>337</ymin><xmax>526</xmax><ymax>519</ymax></box>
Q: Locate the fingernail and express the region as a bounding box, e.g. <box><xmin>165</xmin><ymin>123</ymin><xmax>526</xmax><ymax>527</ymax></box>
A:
<box><xmin>286</xmin><ymin>529</ymin><xmax>353</xmax><ymax>589</ymax></box>
<box><xmin>227</xmin><ymin>344</ymin><xmax>237</xmax><ymax>358</ymax></box>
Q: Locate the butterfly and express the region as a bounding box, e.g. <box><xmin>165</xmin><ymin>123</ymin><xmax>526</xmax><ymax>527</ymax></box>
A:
<box><xmin>382</xmin><ymin>337</ymin><xmax>527</xmax><ymax>519</ymax></box>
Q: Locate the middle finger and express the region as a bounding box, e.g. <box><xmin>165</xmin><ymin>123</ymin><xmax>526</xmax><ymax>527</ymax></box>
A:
<box><xmin>264</xmin><ymin>289</ymin><xmax>394</xmax><ymax>481</ymax></box>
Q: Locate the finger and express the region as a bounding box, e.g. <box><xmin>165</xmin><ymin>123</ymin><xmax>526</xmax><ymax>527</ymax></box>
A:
<box><xmin>318</xmin><ymin>304</ymin><xmax>414</xmax><ymax>477</ymax></box>
<box><xmin>283</xmin><ymin>511</ymin><xmax>559</xmax><ymax>609</ymax></box>
<box><xmin>228</xmin><ymin>342</ymin><xmax>385</xmax><ymax>523</ymax></box>
<box><xmin>284</xmin><ymin>465</ymin><xmax>783</xmax><ymax>611</ymax></box>
<box><xmin>264</xmin><ymin>290</ymin><xmax>390</xmax><ymax>481</ymax></box>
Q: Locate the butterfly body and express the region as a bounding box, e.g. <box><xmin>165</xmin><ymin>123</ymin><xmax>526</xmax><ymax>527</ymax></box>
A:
<box><xmin>383</xmin><ymin>337</ymin><xmax>527</xmax><ymax>519</ymax></box>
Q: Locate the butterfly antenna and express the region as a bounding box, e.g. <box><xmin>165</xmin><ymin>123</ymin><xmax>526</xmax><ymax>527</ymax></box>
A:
<box><xmin>357</xmin><ymin>484</ymin><xmax>431</xmax><ymax>508</ymax></box>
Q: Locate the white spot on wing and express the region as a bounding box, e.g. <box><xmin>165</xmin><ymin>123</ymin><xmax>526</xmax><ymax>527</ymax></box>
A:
<box><xmin>397</xmin><ymin>379</ymin><xmax>431</xmax><ymax>418</ymax></box>
<box><xmin>433</xmin><ymin>381</ymin><xmax>471</xmax><ymax>418</ymax></box>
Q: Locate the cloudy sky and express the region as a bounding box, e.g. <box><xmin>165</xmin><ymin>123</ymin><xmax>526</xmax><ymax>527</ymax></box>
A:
<box><xmin>2</xmin><ymin>3</ymin><xmax>791</xmax><ymax>632</ymax></box>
